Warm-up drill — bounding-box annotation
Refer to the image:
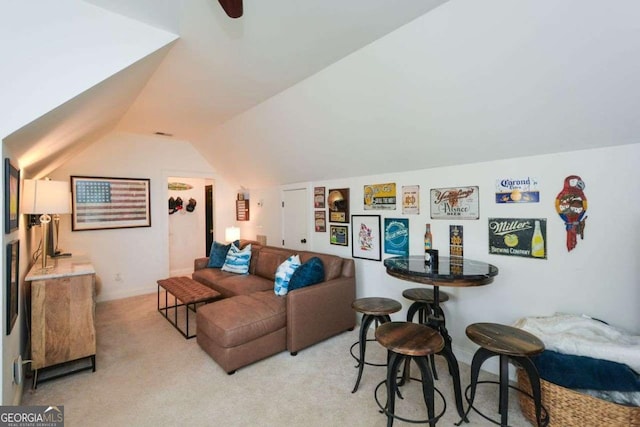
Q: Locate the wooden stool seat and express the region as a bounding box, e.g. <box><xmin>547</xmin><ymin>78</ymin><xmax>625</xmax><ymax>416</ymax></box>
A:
<box><xmin>375</xmin><ymin>321</ymin><xmax>444</xmax><ymax>357</ymax></box>
<box><xmin>458</xmin><ymin>322</ymin><xmax>548</xmax><ymax>427</ymax></box>
<box><xmin>374</xmin><ymin>322</ymin><xmax>445</xmax><ymax>427</ymax></box>
<box><xmin>350</xmin><ymin>297</ymin><xmax>402</xmax><ymax>393</ymax></box>
<box><xmin>466</xmin><ymin>322</ymin><xmax>545</xmax><ymax>356</ymax></box>
<box><xmin>402</xmin><ymin>288</ymin><xmax>450</xmax><ymax>304</ymax></box>
<box><xmin>352</xmin><ymin>297</ymin><xmax>402</xmax><ymax>316</ymax></box>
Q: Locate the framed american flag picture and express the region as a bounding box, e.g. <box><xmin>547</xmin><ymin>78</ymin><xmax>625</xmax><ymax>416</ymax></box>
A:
<box><xmin>71</xmin><ymin>176</ymin><xmax>151</xmax><ymax>231</ymax></box>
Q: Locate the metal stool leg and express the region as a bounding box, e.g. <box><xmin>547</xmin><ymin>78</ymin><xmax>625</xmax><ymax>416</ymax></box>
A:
<box><xmin>415</xmin><ymin>356</ymin><xmax>437</xmax><ymax>427</ymax></box>
<box><xmin>352</xmin><ymin>313</ymin><xmax>377</xmax><ymax>393</ymax></box>
<box><xmin>385</xmin><ymin>351</ymin><xmax>404</xmax><ymax>427</ymax></box>
<box><xmin>515</xmin><ymin>355</ymin><xmax>547</xmax><ymax>427</ymax></box>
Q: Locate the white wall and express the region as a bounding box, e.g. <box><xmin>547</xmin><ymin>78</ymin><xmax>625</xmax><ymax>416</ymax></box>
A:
<box><xmin>0</xmin><ymin>145</ymin><xmax>32</xmax><ymax>404</ymax></box>
<box><xmin>47</xmin><ymin>132</ymin><xmax>237</xmax><ymax>301</ymax></box>
<box><xmin>274</xmin><ymin>144</ymin><xmax>639</xmax><ymax>367</ymax></box>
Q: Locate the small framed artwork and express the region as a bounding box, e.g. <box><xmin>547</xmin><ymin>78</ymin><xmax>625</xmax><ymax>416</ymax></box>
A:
<box><xmin>330</xmin><ymin>225</ymin><xmax>349</xmax><ymax>246</ymax></box>
<box><xmin>314</xmin><ymin>187</ymin><xmax>325</xmax><ymax>208</ymax></box>
<box><xmin>71</xmin><ymin>176</ymin><xmax>151</xmax><ymax>231</ymax></box>
<box><xmin>6</xmin><ymin>239</ymin><xmax>19</xmax><ymax>335</ymax></box>
<box><xmin>4</xmin><ymin>159</ymin><xmax>20</xmax><ymax>234</ymax></box>
<box><xmin>328</xmin><ymin>188</ymin><xmax>349</xmax><ymax>223</ymax></box>
<box><xmin>314</xmin><ymin>210</ymin><xmax>326</xmax><ymax>232</ymax></box>
<box><xmin>351</xmin><ymin>215</ymin><xmax>381</xmax><ymax>261</ymax></box>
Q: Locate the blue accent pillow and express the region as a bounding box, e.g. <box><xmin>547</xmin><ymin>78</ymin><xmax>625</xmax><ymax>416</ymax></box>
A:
<box><xmin>288</xmin><ymin>257</ymin><xmax>325</xmax><ymax>291</ymax></box>
<box><xmin>274</xmin><ymin>255</ymin><xmax>301</xmax><ymax>296</ymax></box>
<box><xmin>207</xmin><ymin>240</ymin><xmax>239</xmax><ymax>268</ymax></box>
<box><xmin>221</xmin><ymin>243</ymin><xmax>252</xmax><ymax>274</ymax></box>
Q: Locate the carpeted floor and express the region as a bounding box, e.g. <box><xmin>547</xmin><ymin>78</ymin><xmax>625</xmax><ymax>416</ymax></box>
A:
<box><xmin>21</xmin><ymin>293</ymin><xmax>533</xmax><ymax>426</ymax></box>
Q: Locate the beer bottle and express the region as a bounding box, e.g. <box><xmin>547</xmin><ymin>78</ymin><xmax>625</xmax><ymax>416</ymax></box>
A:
<box><xmin>531</xmin><ymin>220</ymin><xmax>545</xmax><ymax>258</ymax></box>
<box><xmin>424</xmin><ymin>224</ymin><xmax>432</xmax><ymax>261</ymax></box>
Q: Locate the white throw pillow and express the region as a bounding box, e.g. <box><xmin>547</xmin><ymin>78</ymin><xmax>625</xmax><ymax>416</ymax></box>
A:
<box><xmin>274</xmin><ymin>255</ymin><xmax>301</xmax><ymax>296</ymax></box>
<box><xmin>221</xmin><ymin>243</ymin><xmax>252</xmax><ymax>274</ymax></box>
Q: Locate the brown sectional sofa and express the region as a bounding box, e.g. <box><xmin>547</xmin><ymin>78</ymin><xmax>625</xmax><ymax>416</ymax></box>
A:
<box><xmin>193</xmin><ymin>240</ymin><xmax>356</xmax><ymax>373</ymax></box>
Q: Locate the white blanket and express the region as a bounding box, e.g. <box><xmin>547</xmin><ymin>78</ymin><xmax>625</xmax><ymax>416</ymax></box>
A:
<box><xmin>513</xmin><ymin>313</ymin><xmax>640</xmax><ymax>373</ymax></box>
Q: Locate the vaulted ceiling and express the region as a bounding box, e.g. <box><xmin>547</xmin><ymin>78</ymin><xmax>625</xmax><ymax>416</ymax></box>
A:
<box><xmin>4</xmin><ymin>0</ymin><xmax>640</xmax><ymax>186</ymax></box>
<box><xmin>4</xmin><ymin>0</ymin><xmax>449</xmax><ymax>180</ymax></box>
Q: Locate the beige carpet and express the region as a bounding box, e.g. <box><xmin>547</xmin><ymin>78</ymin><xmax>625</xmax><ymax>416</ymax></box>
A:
<box><xmin>22</xmin><ymin>293</ymin><xmax>534</xmax><ymax>426</ymax></box>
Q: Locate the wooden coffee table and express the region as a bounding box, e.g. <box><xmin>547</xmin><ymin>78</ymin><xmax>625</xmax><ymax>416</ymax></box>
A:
<box><xmin>157</xmin><ymin>276</ymin><xmax>221</xmax><ymax>339</ymax></box>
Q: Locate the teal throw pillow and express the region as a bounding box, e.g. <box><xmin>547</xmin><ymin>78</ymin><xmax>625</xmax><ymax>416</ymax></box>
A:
<box><xmin>221</xmin><ymin>243</ymin><xmax>252</xmax><ymax>274</ymax></box>
<box><xmin>288</xmin><ymin>257</ymin><xmax>325</xmax><ymax>291</ymax></box>
<box><xmin>207</xmin><ymin>240</ymin><xmax>239</xmax><ymax>268</ymax></box>
<box><xmin>274</xmin><ymin>255</ymin><xmax>301</xmax><ymax>296</ymax></box>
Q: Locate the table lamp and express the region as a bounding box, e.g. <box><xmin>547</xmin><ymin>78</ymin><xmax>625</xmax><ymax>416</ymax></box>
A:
<box><xmin>22</xmin><ymin>179</ymin><xmax>71</xmax><ymax>270</ymax></box>
<box><xmin>225</xmin><ymin>226</ymin><xmax>241</xmax><ymax>243</ymax></box>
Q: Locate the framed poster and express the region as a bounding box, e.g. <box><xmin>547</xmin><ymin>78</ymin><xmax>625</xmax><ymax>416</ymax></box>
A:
<box><xmin>364</xmin><ymin>183</ymin><xmax>396</xmax><ymax>210</ymax></box>
<box><xmin>314</xmin><ymin>210</ymin><xmax>326</xmax><ymax>232</ymax></box>
<box><xmin>71</xmin><ymin>176</ymin><xmax>151</xmax><ymax>231</ymax></box>
<box><xmin>314</xmin><ymin>187</ymin><xmax>325</xmax><ymax>208</ymax></box>
<box><xmin>330</xmin><ymin>225</ymin><xmax>348</xmax><ymax>246</ymax></box>
<box><xmin>6</xmin><ymin>240</ymin><xmax>19</xmax><ymax>335</ymax></box>
<box><xmin>384</xmin><ymin>218</ymin><xmax>409</xmax><ymax>255</ymax></box>
<box><xmin>488</xmin><ymin>218</ymin><xmax>547</xmax><ymax>259</ymax></box>
<box><xmin>328</xmin><ymin>188</ymin><xmax>349</xmax><ymax>223</ymax></box>
<box><xmin>4</xmin><ymin>159</ymin><xmax>20</xmax><ymax>234</ymax></box>
<box><xmin>402</xmin><ymin>185</ymin><xmax>420</xmax><ymax>214</ymax></box>
<box><xmin>236</xmin><ymin>199</ymin><xmax>250</xmax><ymax>221</ymax></box>
<box><xmin>430</xmin><ymin>186</ymin><xmax>479</xmax><ymax>220</ymax></box>
<box><xmin>351</xmin><ymin>215</ymin><xmax>381</xmax><ymax>261</ymax></box>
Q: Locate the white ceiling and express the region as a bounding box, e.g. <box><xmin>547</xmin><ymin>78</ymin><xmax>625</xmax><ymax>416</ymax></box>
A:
<box><xmin>6</xmin><ymin>0</ymin><xmax>448</xmax><ymax>179</ymax></box>
<box><xmin>115</xmin><ymin>0</ymin><xmax>449</xmax><ymax>140</ymax></box>
<box><xmin>5</xmin><ymin>0</ymin><xmax>640</xmax><ymax>186</ymax></box>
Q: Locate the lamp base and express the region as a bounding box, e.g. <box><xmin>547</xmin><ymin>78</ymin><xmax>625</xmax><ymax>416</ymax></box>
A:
<box><xmin>51</xmin><ymin>252</ymin><xmax>72</xmax><ymax>258</ymax></box>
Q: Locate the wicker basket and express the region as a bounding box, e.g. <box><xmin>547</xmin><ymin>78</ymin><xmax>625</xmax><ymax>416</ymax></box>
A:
<box><xmin>517</xmin><ymin>369</ymin><xmax>640</xmax><ymax>427</ymax></box>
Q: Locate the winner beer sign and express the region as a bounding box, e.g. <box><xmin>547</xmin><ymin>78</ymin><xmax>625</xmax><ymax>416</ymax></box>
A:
<box><xmin>430</xmin><ymin>186</ymin><xmax>479</xmax><ymax>220</ymax></box>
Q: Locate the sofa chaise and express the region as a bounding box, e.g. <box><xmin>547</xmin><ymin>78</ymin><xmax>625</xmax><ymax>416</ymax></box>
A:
<box><xmin>192</xmin><ymin>240</ymin><xmax>356</xmax><ymax>373</ymax></box>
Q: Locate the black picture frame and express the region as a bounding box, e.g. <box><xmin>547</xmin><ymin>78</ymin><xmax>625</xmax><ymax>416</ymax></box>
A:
<box><xmin>6</xmin><ymin>240</ymin><xmax>19</xmax><ymax>335</ymax></box>
<box><xmin>329</xmin><ymin>225</ymin><xmax>349</xmax><ymax>246</ymax></box>
<box><xmin>351</xmin><ymin>215</ymin><xmax>382</xmax><ymax>261</ymax></box>
<box><xmin>4</xmin><ymin>158</ymin><xmax>20</xmax><ymax>234</ymax></box>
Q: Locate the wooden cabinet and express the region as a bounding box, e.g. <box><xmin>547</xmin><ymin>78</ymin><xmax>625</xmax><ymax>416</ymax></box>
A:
<box><xmin>27</xmin><ymin>258</ymin><xmax>96</xmax><ymax>387</ymax></box>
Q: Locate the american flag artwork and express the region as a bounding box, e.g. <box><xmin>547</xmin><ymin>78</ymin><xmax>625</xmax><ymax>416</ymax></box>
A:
<box><xmin>72</xmin><ymin>177</ymin><xmax>151</xmax><ymax>230</ymax></box>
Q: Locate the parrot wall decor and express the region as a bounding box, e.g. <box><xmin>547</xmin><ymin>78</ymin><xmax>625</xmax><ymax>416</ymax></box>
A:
<box><xmin>555</xmin><ymin>175</ymin><xmax>588</xmax><ymax>252</ymax></box>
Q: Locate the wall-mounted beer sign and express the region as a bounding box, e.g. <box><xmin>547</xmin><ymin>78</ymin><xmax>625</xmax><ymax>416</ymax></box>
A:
<box><xmin>488</xmin><ymin>217</ymin><xmax>547</xmax><ymax>259</ymax></box>
<box><xmin>495</xmin><ymin>177</ymin><xmax>539</xmax><ymax>203</ymax></box>
<box><xmin>430</xmin><ymin>186</ymin><xmax>479</xmax><ymax>220</ymax></box>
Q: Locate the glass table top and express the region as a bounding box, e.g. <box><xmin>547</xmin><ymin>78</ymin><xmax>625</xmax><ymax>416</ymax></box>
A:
<box><xmin>383</xmin><ymin>255</ymin><xmax>499</xmax><ymax>285</ymax></box>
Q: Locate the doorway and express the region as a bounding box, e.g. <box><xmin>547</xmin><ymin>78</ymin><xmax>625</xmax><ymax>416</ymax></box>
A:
<box><xmin>168</xmin><ymin>177</ymin><xmax>214</xmax><ymax>276</ymax></box>
<box><xmin>282</xmin><ymin>188</ymin><xmax>308</xmax><ymax>250</ymax></box>
<box><xmin>205</xmin><ymin>184</ymin><xmax>213</xmax><ymax>256</ymax></box>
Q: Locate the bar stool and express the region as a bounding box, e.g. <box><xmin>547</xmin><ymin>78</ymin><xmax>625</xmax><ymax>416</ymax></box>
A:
<box><xmin>458</xmin><ymin>323</ymin><xmax>549</xmax><ymax>427</ymax></box>
<box><xmin>374</xmin><ymin>321</ymin><xmax>446</xmax><ymax>427</ymax></box>
<box><xmin>403</xmin><ymin>288</ymin><xmax>450</xmax><ymax>380</ymax></box>
<box><xmin>350</xmin><ymin>297</ymin><xmax>402</xmax><ymax>393</ymax></box>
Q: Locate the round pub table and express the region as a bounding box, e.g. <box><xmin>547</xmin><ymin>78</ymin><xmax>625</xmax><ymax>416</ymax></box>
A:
<box><xmin>383</xmin><ymin>255</ymin><xmax>499</xmax><ymax>422</ymax></box>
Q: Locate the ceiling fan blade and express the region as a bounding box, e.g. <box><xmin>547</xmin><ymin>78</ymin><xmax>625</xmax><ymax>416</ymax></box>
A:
<box><xmin>218</xmin><ymin>0</ymin><xmax>243</xmax><ymax>18</ymax></box>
